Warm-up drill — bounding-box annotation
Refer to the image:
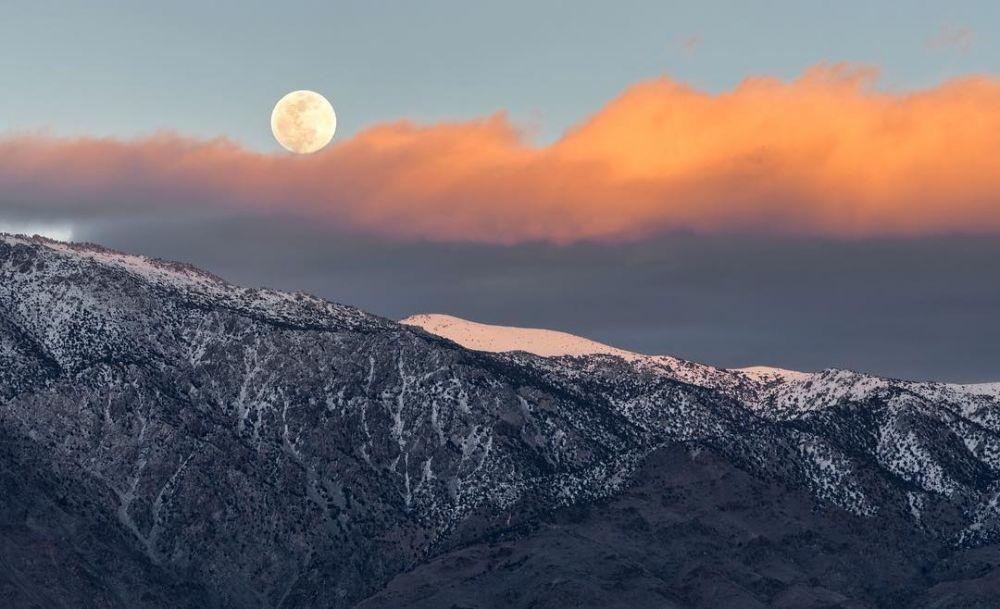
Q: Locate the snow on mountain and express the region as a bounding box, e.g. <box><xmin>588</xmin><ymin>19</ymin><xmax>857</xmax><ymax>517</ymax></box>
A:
<box><xmin>401</xmin><ymin>313</ymin><xmax>774</xmax><ymax>393</ymax></box>
<box><xmin>400</xmin><ymin>314</ymin><xmax>642</xmax><ymax>360</ymax></box>
<box><xmin>733</xmin><ymin>365</ymin><xmax>814</xmax><ymax>383</ymax></box>
<box><xmin>400</xmin><ymin>312</ymin><xmax>1000</xmax><ymax>508</ymax></box>
<box><xmin>402</xmin><ymin>313</ymin><xmax>828</xmax><ymax>397</ymax></box>
<box><xmin>1</xmin><ymin>233</ymin><xmax>379</xmax><ymax>333</ymax></box>
<box><xmin>403</xmin><ymin>312</ymin><xmax>998</xmax><ymax>413</ymax></box>
<box><xmin>962</xmin><ymin>382</ymin><xmax>1000</xmax><ymax>399</ymax></box>
<box><xmin>4</xmin><ymin>234</ymin><xmax>1000</xmax><ymax>607</ymax></box>
<box><xmin>402</xmin><ymin>314</ymin><xmax>817</xmax><ymax>382</ymax></box>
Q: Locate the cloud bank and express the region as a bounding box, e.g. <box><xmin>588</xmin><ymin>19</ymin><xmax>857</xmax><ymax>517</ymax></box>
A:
<box><xmin>2</xmin><ymin>64</ymin><xmax>999</xmax><ymax>244</ymax></box>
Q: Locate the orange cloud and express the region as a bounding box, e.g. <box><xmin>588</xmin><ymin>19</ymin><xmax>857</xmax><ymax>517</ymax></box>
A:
<box><xmin>2</xmin><ymin>64</ymin><xmax>999</xmax><ymax>244</ymax></box>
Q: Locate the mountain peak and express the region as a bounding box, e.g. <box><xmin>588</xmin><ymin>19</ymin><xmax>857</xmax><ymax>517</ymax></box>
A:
<box><xmin>0</xmin><ymin>232</ymin><xmax>383</xmax><ymax>335</ymax></box>
<box><xmin>400</xmin><ymin>313</ymin><xmax>812</xmax><ymax>378</ymax></box>
<box><xmin>400</xmin><ymin>313</ymin><xmax>644</xmax><ymax>360</ymax></box>
<box><xmin>1</xmin><ymin>232</ymin><xmax>224</xmax><ymax>285</ymax></box>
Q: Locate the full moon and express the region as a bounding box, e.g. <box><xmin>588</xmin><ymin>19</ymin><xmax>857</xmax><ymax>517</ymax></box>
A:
<box><xmin>270</xmin><ymin>90</ymin><xmax>337</xmax><ymax>154</ymax></box>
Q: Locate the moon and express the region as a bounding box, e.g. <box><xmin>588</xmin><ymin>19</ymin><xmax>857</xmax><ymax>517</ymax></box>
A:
<box><xmin>270</xmin><ymin>90</ymin><xmax>337</xmax><ymax>154</ymax></box>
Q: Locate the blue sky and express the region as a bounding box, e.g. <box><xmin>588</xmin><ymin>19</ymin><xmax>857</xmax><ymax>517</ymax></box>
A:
<box><xmin>1</xmin><ymin>1</ymin><xmax>996</xmax><ymax>149</ymax></box>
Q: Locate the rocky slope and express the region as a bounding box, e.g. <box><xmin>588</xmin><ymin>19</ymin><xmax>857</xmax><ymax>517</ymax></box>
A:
<box><xmin>2</xmin><ymin>234</ymin><xmax>1000</xmax><ymax>608</ymax></box>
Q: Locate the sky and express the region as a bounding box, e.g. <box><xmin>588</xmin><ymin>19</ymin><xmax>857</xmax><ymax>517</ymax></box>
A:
<box><xmin>1</xmin><ymin>1</ymin><xmax>999</xmax><ymax>381</ymax></box>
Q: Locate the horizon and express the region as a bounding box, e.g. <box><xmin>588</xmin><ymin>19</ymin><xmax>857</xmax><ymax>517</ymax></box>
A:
<box><xmin>1</xmin><ymin>1</ymin><xmax>998</xmax><ymax>382</ymax></box>
<box><xmin>3</xmin><ymin>229</ymin><xmax>997</xmax><ymax>385</ymax></box>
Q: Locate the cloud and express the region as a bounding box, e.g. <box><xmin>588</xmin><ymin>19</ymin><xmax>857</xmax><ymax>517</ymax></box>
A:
<box><xmin>925</xmin><ymin>25</ymin><xmax>976</xmax><ymax>53</ymax></box>
<box><xmin>90</xmin><ymin>216</ymin><xmax>1000</xmax><ymax>383</ymax></box>
<box><xmin>2</xmin><ymin>64</ymin><xmax>1000</xmax><ymax>244</ymax></box>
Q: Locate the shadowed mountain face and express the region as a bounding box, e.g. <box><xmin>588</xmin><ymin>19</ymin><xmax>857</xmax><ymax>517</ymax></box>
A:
<box><xmin>2</xmin><ymin>233</ymin><xmax>1000</xmax><ymax>609</ymax></box>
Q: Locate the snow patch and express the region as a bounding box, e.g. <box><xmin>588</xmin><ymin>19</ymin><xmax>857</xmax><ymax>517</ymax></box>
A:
<box><xmin>401</xmin><ymin>314</ymin><xmax>642</xmax><ymax>360</ymax></box>
<box><xmin>734</xmin><ymin>365</ymin><xmax>813</xmax><ymax>383</ymax></box>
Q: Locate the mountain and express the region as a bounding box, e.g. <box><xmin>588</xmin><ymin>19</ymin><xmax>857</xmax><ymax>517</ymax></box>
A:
<box><xmin>399</xmin><ymin>314</ymin><xmax>644</xmax><ymax>359</ymax></box>
<box><xmin>3</xmin><ymin>233</ymin><xmax>1000</xmax><ymax>608</ymax></box>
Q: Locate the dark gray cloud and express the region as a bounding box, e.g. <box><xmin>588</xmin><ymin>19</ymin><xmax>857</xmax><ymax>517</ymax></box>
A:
<box><xmin>54</xmin><ymin>214</ymin><xmax>1000</xmax><ymax>384</ymax></box>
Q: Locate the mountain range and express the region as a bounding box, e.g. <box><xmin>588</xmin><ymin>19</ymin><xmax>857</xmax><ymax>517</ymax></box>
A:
<box><xmin>2</xmin><ymin>233</ymin><xmax>1000</xmax><ymax>608</ymax></box>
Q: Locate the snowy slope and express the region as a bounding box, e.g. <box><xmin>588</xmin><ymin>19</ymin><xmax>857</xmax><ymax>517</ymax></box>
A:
<box><xmin>1</xmin><ymin>233</ymin><xmax>379</xmax><ymax>334</ymax></box>
<box><xmin>402</xmin><ymin>313</ymin><xmax>825</xmax><ymax>393</ymax></box>
<box><xmin>401</xmin><ymin>313</ymin><xmax>776</xmax><ymax>393</ymax></box>
<box><xmin>400</xmin><ymin>314</ymin><xmax>641</xmax><ymax>360</ymax></box>
<box><xmin>403</xmin><ymin>312</ymin><xmax>998</xmax><ymax>416</ymax></box>
<box><xmin>5</xmin><ymin>234</ymin><xmax>1000</xmax><ymax>608</ymax></box>
<box><xmin>402</xmin><ymin>314</ymin><xmax>813</xmax><ymax>379</ymax></box>
<box><xmin>733</xmin><ymin>365</ymin><xmax>813</xmax><ymax>383</ymax></box>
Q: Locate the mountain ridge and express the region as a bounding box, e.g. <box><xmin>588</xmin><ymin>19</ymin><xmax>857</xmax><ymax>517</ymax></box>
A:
<box><xmin>3</xmin><ymin>233</ymin><xmax>1000</xmax><ymax>608</ymax></box>
<box><xmin>402</xmin><ymin>312</ymin><xmax>997</xmax><ymax>391</ymax></box>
